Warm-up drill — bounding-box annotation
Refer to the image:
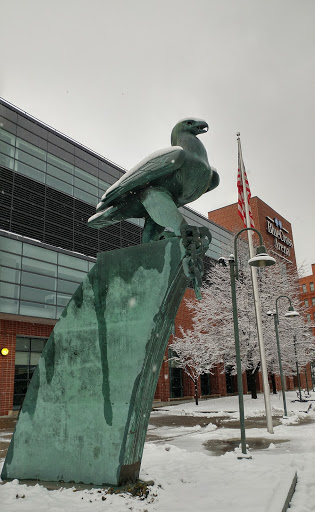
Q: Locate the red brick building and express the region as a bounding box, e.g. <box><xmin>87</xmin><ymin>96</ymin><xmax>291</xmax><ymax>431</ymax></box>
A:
<box><xmin>208</xmin><ymin>196</ymin><xmax>312</xmax><ymax>392</ymax></box>
<box><xmin>208</xmin><ymin>196</ymin><xmax>297</xmax><ymax>268</ymax></box>
<box><xmin>299</xmin><ymin>264</ymin><xmax>315</xmax><ymax>335</ymax></box>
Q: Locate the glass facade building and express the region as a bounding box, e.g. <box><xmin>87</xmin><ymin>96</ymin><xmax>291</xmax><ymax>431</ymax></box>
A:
<box><xmin>0</xmin><ymin>98</ymin><xmax>233</xmax><ymax>414</ymax></box>
<box><xmin>0</xmin><ymin>98</ymin><xmax>232</xmax><ymax>321</ymax></box>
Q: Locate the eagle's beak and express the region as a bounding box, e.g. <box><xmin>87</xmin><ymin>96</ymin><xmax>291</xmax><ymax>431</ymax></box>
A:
<box><xmin>198</xmin><ymin>123</ymin><xmax>209</xmax><ymax>134</ymax></box>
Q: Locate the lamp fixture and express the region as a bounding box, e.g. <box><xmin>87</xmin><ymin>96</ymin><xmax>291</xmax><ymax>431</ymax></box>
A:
<box><xmin>248</xmin><ymin>245</ymin><xmax>276</xmax><ymax>268</ymax></box>
<box><xmin>1</xmin><ymin>347</ymin><xmax>9</xmax><ymax>356</ymax></box>
<box><xmin>284</xmin><ymin>305</ymin><xmax>300</xmax><ymax>318</ymax></box>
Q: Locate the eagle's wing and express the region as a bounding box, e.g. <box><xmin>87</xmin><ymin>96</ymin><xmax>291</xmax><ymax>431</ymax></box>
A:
<box><xmin>205</xmin><ymin>167</ymin><xmax>220</xmax><ymax>192</ymax></box>
<box><xmin>96</xmin><ymin>146</ymin><xmax>185</xmax><ymax>211</ymax></box>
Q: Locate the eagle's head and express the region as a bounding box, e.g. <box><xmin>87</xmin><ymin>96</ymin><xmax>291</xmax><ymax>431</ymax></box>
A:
<box><xmin>171</xmin><ymin>118</ymin><xmax>208</xmax><ymax>145</ymax></box>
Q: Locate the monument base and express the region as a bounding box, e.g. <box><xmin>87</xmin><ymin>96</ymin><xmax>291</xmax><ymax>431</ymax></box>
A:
<box><xmin>1</xmin><ymin>238</ymin><xmax>189</xmax><ymax>486</ymax></box>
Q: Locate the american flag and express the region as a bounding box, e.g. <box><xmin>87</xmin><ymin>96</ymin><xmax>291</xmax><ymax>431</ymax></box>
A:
<box><xmin>237</xmin><ymin>166</ymin><xmax>255</xmax><ymax>229</ymax></box>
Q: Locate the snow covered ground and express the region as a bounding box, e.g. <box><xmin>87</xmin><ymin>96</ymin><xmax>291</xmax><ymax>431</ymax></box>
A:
<box><xmin>1</xmin><ymin>390</ymin><xmax>315</xmax><ymax>512</ymax></box>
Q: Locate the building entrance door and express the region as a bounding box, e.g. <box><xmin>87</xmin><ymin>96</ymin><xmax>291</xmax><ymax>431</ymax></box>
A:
<box><xmin>14</xmin><ymin>336</ymin><xmax>47</xmax><ymax>409</ymax></box>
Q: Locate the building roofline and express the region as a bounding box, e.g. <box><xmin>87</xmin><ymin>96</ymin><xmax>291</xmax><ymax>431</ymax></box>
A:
<box><xmin>0</xmin><ymin>97</ymin><xmax>126</xmax><ymax>174</ymax></box>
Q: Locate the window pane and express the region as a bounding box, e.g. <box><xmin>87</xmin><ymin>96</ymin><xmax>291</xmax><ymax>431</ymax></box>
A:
<box><xmin>16</xmin><ymin>337</ymin><xmax>30</xmax><ymax>351</ymax></box>
<box><xmin>310</xmin><ymin>283</ymin><xmax>314</xmax><ymax>292</ymax></box>
<box><xmin>21</xmin><ymin>286</ymin><xmax>56</xmax><ymax>304</ymax></box>
<box><xmin>47</xmin><ymin>163</ymin><xmax>73</xmax><ymax>185</ymax></box>
<box><xmin>57</xmin><ymin>266</ymin><xmax>86</xmax><ymax>282</ymax></box>
<box><xmin>74</xmin><ymin>166</ymin><xmax>98</xmax><ymax>185</ymax></box>
<box><xmin>15</xmin><ymin>147</ymin><xmax>46</xmax><ymax>172</ymax></box>
<box><xmin>0</xmin><ymin>297</ymin><xmax>19</xmax><ymax>313</ymax></box>
<box><xmin>0</xmin><ymin>127</ymin><xmax>16</xmax><ymax>143</ymax></box>
<box><xmin>16</xmin><ymin>138</ymin><xmax>46</xmax><ymax>161</ymax></box>
<box><xmin>15</xmin><ymin>366</ymin><xmax>29</xmax><ymax>381</ymax></box>
<box><xmin>14</xmin><ymin>160</ymin><xmax>45</xmax><ymax>183</ymax></box>
<box><xmin>57</xmin><ymin>293</ymin><xmax>72</xmax><ymax>306</ymax></box>
<box><xmin>19</xmin><ymin>301</ymin><xmax>56</xmax><ymax>319</ymax></box>
<box><xmin>46</xmin><ymin>175</ymin><xmax>73</xmax><ymax>195</ymax></box>
<box><xmin>302</xmin><ymin>284</ymin><xmax>307</xmax><ymax>293</ymax></box>
<box><xmin>30</xmin><ymin>353</ymin><xmax>41</xmax><ymax>365</ymax></box>
<box><xmin>0</xmin><ymin>282</ymin><xmax>20</xmax><ymax>299</ymax></box>
<box><xmin>15</xmin><ymin>352</ymin><xmax>30</xmax><ymax>365</ymax></box>
<box><xmin>31</xmin><ymin>338</ymin><xmax>46</xmax><ymax>352</ymax></box>
<box><xmin>0</xmin><ymin>251</ymin><xmax>21</xmax><ymax>270</ymax></box>
<box><xmin>47</xmin><ymin>153</ymin><xmax>74</xmax><ymax>174</ymax></box>
<box><xmin>305</xmin><ymin>299</ymin><xmax>309</xmax><ymax>306</ymax></box>
<box><xmin>0</xmin><ymin>140</ymin><xmax>15</xmax><ymax>157</ymax></box>
<box><xmin>56</xmin><ymin>306</ymin><xmax>65</xmax><ymax>318</ymax></box>
<box><xmin>22</xmin><ymin>257</ymin><xmax>57</xmax><ymax>277</ymax></box>
<box><xmin>23</xmin><ymin>244</ymin><xmax>57</xmax><ymax>263</ymax></box>
<box><xmin>0</xmin><ymin>266</ymin><xmax>20</xmax><ymax>284</ymax></box>
<box><xmin>0</xmin><ymin>237</ymin><xmax>22</xmax><ymax>254</ymax></box>
<box><xmin>21</xmin><ymin>272</ymin><xmax>57</xmax><ymax>290</ymax></box>
<box><xmin>57</xmin><ymin>279</ymin><xmax>79</xmax><ymax>294</ymax></box>
<box><xmin>58</xmin><ymin>253</ymin><xmax>88</xmax><ymax>272</ymax></box>
<box><xmin>312</xmin><ymin>297</ymin><xmax>315</xmax><ymax>306</ymax></box>
<box><xmin>74</xmin><ymin>176</ymin><xmax>98</xmax><ymax>196</ymax></box>
<box><xmin>88</xmin><ymin>261</ymin><xmax>95</xmax><ymax>271</ymax></box>
<box><xmin>0</xmin><ymin>153</ymin><xmax>14</xmax><ymax>169</ymax></box>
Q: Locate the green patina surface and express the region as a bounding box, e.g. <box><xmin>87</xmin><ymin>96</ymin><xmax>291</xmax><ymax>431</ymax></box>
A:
<box><xmin>1</xmin><ymin>238</ymin><xmax>189</xmax><ymax>486</ymax></box>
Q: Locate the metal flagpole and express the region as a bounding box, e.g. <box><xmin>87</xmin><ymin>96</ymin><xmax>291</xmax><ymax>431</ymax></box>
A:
<box><xmin>237</xmin><ymin>134</ymin><xmax>274</xmax><ymax>434</ymax></box>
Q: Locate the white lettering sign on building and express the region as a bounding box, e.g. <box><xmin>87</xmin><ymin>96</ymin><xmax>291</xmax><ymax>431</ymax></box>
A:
<box><xmin>266</xmin><ymin>218</ymin><xmax>293</xmax><ymax>257</ymax></box>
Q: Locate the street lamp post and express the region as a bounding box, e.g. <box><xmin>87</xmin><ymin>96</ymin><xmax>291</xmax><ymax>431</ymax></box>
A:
<box><xmin>268</xmin><ymin>296</ymin><xmax>299</xmax><ymax>418</ymax></box>
<box><xmin>228</xmin><ymin>227</ymin><xmax>275</xmax><ymax>457</ymax></box>
<box><xmin>293</xmin><ymin>335</ymin><xmax>302</xmax><ymax>402</ymax></box>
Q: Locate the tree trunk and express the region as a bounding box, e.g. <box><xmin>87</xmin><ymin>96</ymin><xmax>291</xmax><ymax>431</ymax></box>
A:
<box><xmin>271</xmin><ymin>374</ymin><xmax>277</xmax><ymax>394</ymax></box>
<box><xmin>194</xmin><ymin>378</ymin><xmax>199</xmax><ymax>405</ymax></box>
<box><xmin>246</xmin><ymin>369</ymin><xmax>257</xmax><ymax>399</ymax></box>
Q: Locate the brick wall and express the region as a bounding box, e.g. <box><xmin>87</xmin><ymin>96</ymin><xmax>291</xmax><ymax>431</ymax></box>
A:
<box><xmin>0</xmin><ymin>319</ymin><xmax>55</xmax><ymax>416</ymax></box>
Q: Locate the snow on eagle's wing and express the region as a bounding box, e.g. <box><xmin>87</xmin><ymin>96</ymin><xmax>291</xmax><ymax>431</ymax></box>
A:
<box><xmin>96</xmin><ymin>146</ymin><xmax>185</xmax><ymax>211</ymax></box>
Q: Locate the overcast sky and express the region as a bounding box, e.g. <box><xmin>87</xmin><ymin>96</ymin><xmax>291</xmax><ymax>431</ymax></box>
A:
<box><xmin>1</xmin><ymin>1</ymin><xmax>314</xmax><ymax>274</ymax></box>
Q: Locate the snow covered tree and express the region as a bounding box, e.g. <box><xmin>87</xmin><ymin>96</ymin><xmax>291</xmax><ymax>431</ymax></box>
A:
<box><xmin>171</xmin><ymin>244</ymin><xmax>315</xmax><ymax>400</ymax></box>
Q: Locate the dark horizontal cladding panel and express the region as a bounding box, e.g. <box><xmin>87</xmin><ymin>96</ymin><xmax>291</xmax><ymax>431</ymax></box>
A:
<box><xmin>99</xmin><ymin>223</ymin><xmax>121</xmax><ymax>239</ymax></box>
<box><xmin>17</xmin><ymin>197</ymin><xmax>45</xmax><ymax>219</ymax></box>
<box><xmin>0</xmin><ymin>166</ymin><xmax>14</xmax><ymax>183</ymax></box>
<box><xmin>47</xmin><ymin>142</ymin><xmax>75</xmax><ymax>165</ymax></box>
<box><xmin>99</xmin><ymin>161</ymin><xmax>124</xmax><ymax>180</ymax></box>
<box><xmin>0</xmin><ymin>203</ymin><xmax>11</xmax><ymax>221</ymax></box>
<box><xmin>98</xmin><ymin>239</ymin><xmax>120</xmax><ymax>252</ymax></box>
<box><xmin>47</xmin><ymin>131</ymin><xmax>75</xmax><ymax>155</ymax></box>
<box><xmin>16</xmin><ymin>126</ymin><xmax>48</xmax><ymax>152</ymax></box>
<box><xmin>73</xmin><ymin>211</ymin><xmax>91</xmax><ymax>225</ymax></box>
<box><xmin>99</xmin><ymin>231</ymin><xmax>121</xmax><ymax>248</ymax></box>
<box><xmin>11</xmin><ymin>209</ymin><xmax>44</xmax><ymax>230</ymax></box>
<box><xmin>0</xmin><ymin>216</ymin><xmax>10</xmax><ymax>230</ymax></box>
<box><xmin>45</xmin><ymin>209</ymin><xmax>73</xmax><ymax>229</ymax></box>
<box><xmin>73</xmin><ymin>232</ymin><xmax>98</xmax><ymax>249</ymax></box>
<box><xmin>0</xmin><ymin>103</ymin><xmax>18</xmax><ymax>123</ymax></box>
<box><xmin>0</xmin><ymin>117</ymin><xmax>17</xmax><ymax>136</ymax></box>
<box><xmin>45</xmin><ymin>185</ymin><xmax>71</xmax><ymax>205</ymax></box>
<box><xmin>73</xmin><ymin>198</ymin><xmax>95</xmax><ymax>215</ymax></box>
<box><xmin>13</xmin><ymin>185</ymin><xmax>45</xmax><ymax>208</ymax></box>
<box><xmin>73</xmin><ymin>220</ymin><xmax>97</xmax><ymax>236</ymax></box>
<box><xmin>14</xmin><ymin>172</ymin><xmax>46</xmax><ymax>197</ymax></box>
<box><xmin>11</xmin><ymin>222</ymin><xmax>43</xmax><ymax>241</ymax></box>
<box><xmin>73</xmin><ymin>243</ymin><xmax>97</xmax><ymax>258</ymax></box>
<box><xmin>45</xmin><ymin>220</ymin><xmax>73</xmax><ymax>239</ymax></box>
<box><xmin>45</xmin><ymin>198</ymin><xmax>74</xmax><ymax>219</ymax></box>
<box><xmin>120</xmin><ymin>237</ymin><xmax>139</xmax><ymax>248</ymax></box>
<box><xmin>74</xmin><ymin>146</ymin><xmax>99</xmax><ymax>169</ymax></box>
<box><xmin>44</xmin><ymin>233</ymin><xmax>74</xmax><ymax>252</ymax></box>
<box><xmin>17</xmin><ymin>114</ymin><xmax>49</xmax><ymax>141</ymax></box>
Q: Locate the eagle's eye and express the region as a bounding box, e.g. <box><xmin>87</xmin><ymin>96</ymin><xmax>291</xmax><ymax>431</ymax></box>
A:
<box><xmin>187</xmin><ymin>121</ymin><xmax>193</xmax><ymax>126</ymax></box>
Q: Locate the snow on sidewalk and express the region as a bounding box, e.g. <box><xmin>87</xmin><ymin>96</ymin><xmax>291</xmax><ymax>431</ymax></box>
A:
<box><xmin>0</xmin><ymin>391</ymin><xmax>314</xmax><ymax>512</ymax></box>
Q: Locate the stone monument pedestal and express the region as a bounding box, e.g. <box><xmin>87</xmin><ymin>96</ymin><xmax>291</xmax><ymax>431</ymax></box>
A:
<box><xmin>1</xmin><ymin>238</ymin><xmax>189</xmax><ymax>486</ymax></box>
